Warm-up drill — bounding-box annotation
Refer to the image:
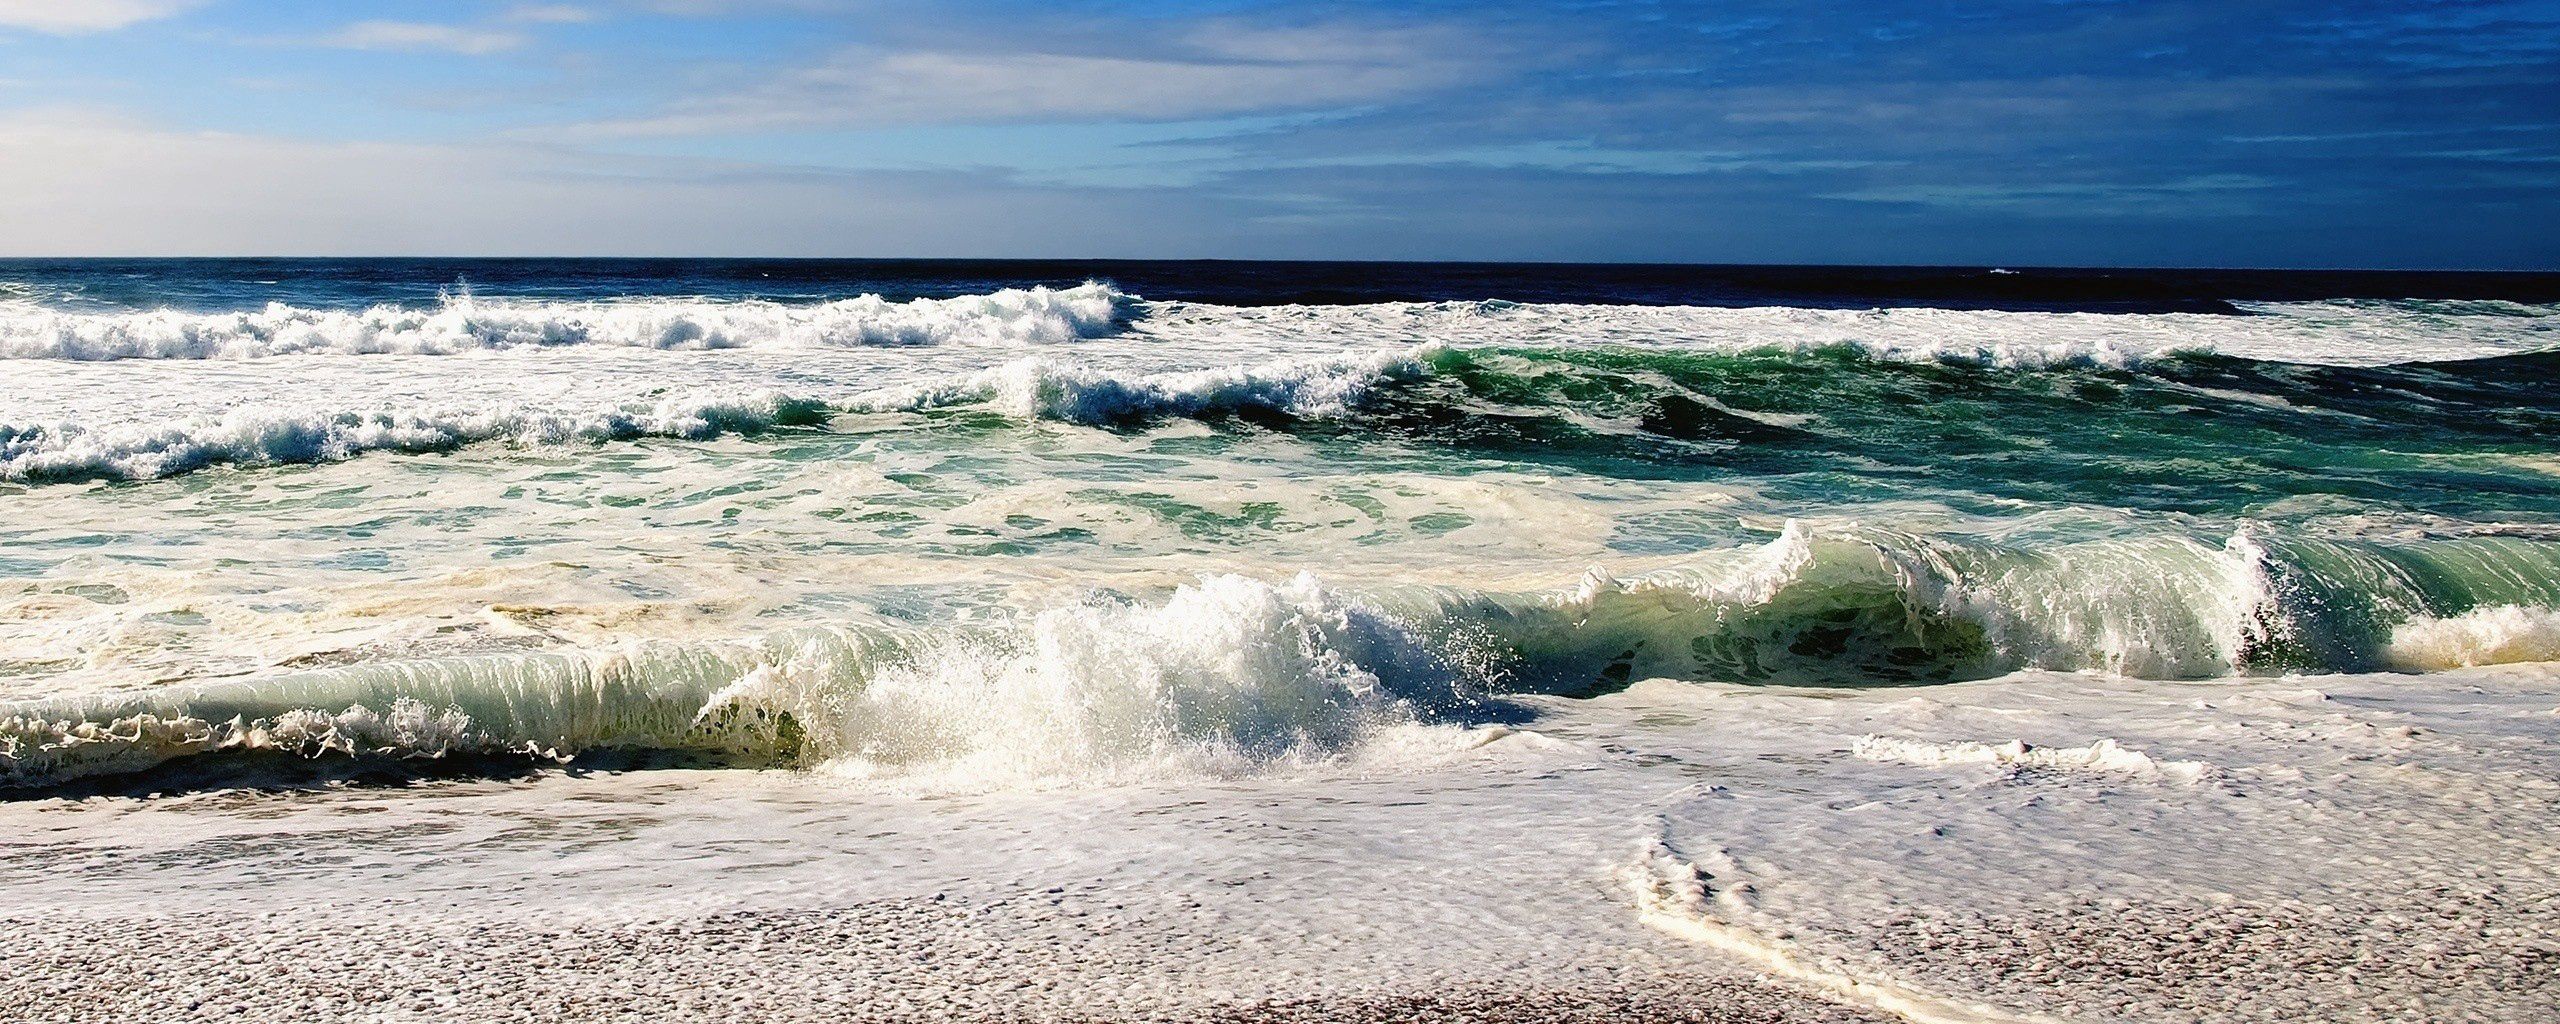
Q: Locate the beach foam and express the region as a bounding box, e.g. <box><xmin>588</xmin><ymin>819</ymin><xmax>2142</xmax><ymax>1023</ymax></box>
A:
<box><xmin>1849</xmin><ymin>735</ymin><xmax>2215</xmax><ymax>782</ymax></box>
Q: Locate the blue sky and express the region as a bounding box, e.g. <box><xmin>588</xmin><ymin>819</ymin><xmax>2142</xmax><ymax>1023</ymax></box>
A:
<box><xmin>0</xmin><ymin>0</ymin><xmax>2554</xmax><ymax>266</ymax></box>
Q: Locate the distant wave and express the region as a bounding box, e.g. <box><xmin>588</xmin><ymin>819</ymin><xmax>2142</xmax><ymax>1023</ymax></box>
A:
<box><xmin>7</xmin><ymin>525</ymin><xmax>2557</xmax><ymax>789</ymax></box>
<box><xmin>4</xmin><ymin>286</ymin><xmax>2551</xmax><ymax>365</ymax></box>
<box><xmin>10</xmin><ymin>341</ymin><xmax>2555</xmax><ymax>484</ymax></box>
<box><xmin>1127</xmin><ymin>296</ymin><xmax>2560</xmax><ymax>368</ymax></box>
<box><xmin>843</xmin><ymin>347</ymin><xmax>1438</xmax><ymax>423</ymax></box>
<box><xmin>0</xmin><ymin>340</ymin><xmax>2166</xmax><ymax>482</ymax></box>
<box><xmin>0</xmin><ymin>283</ymin><xmax>1128</xmax><ymax>359</ymax></box>
<box><xmin>851</xmin><ymin>341</ymin><xmax>2560</xmax><ymax>434</ymax></box>
<box><xmin>1</xmin><ymin>393</ymin><xmax>829</xmax><ymax>483</ymax></box>
<box><xmin>843</xmin><ymin>334</ymin><xmax>2215</xmax><ymax>424</ymax></box>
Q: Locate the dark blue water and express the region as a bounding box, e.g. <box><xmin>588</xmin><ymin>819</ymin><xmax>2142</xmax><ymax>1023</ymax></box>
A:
<box><xmin>7</xmin><ymin>257</ymin><xmax>2559</xmax><ymax>314</ymax></box>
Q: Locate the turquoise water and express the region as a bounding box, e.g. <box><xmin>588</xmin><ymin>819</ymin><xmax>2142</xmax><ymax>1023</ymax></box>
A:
<box><xmin>2</xmin><ymin>264</ymin><xmax>2557</xmax><ymax>788</ymax></box>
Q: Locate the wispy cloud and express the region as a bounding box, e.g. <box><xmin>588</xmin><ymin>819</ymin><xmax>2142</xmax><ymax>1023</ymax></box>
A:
<box><xmin>317</xmin><ymin>20</ymin><xmax>529</xmax><ymax>56</ymax></box>
<box><xmin>0</xmin><ymin>0</ymin><xmax>198</xmax><ymax>34</ymax></box>
<box><xmin>503</xmin><ymin>4</ymin><xmax>600</xmax><ymax>25</ymax></box>
<box><xmin>0</xmin><ymin>107</ymin><xmax>1192</xmax><ymax>257</ymax></box>
<box><xmin>569</xmin><ymin>21</ymin><xmax>1495</xmax><ymax>136</ymax></box>
<box><xmin>504</xmin><ymin>4</ymin><xmax>599</xmax><ymax>24</ymax></box>
<box><xmin>1825</xmin><ymin>174</ymin><xmax>2276</xmax><ymax>215</ymax></box>
<box><xmin>1</xmin><ymin>0</ymin><xmax>2555</xmax><ymax>266</ymax></box>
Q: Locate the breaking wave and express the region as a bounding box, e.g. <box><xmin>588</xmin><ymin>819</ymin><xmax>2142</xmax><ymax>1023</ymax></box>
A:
<box><xmin>2386</xmin><ymin>605</ymin><xmax>2560</xmax><ymax>670</ymax></box>
<box><xmin>1</xmin><ymin>392</ymin><xmax>830</xmax><ymax>483</ymax></box>
<box><xmin>0</xmin><ymin>283</ymin><xmax>1128</xmax><ymax>359</ymax></box>
<box><xmin>1132</xmin><ymin>295</ymin><xmax>2560</xmax><ymax>367</ymax></box>
<box><xmin>0</xmin><ymin>575</ymin><xmax>1478</xmax><ymax>791</ymax></box>
<box><xmin>11</xmin><ymin>341</ymin><xmax>2558</xmax><ymax>485</ymax></box>
<box><xmin>7</xmin><ymin>525</ymin><xmax>2557</xmax><ymax>790</ymax></box>
<box><xmin>8</xmin><ymin>288</ymin><xmax>2551</xmax><ymax>365</ymax></box>
<box><xmin>854</xmin><ymin>341</ymin><xmax>2560</xmax><ymax>427</ymax></box>
<box><xmin>843</xmin><ymin>347</ymin><xmax>1436</xmax><ymax>424</ymax></box>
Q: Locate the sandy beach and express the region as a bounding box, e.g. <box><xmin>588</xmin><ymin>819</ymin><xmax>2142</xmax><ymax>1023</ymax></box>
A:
<box><xmin>5</xmin><ymin>908</ymin><xmax>1893</xmax><ymax>1024</ymax></box>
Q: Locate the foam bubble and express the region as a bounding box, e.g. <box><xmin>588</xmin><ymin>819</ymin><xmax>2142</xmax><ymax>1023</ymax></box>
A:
<box><xmin>1851</xmin><ymin>735</ymin><xmax>2215</xmax><ymax>782</ymax></box>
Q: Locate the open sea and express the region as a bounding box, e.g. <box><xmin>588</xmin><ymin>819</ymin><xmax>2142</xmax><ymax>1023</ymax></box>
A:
<box><xmin>5</xmin><ymin>259</ymin><xmax>2559</xmax><ymax>1022</ymax></box>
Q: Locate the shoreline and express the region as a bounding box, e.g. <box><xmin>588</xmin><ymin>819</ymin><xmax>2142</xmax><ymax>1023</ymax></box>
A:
<box><xmin>3</xmin><ymin>907</ymin><xmax>1893</xmax><ymax>1024</ymax></box>
<box><xmin>9</xmin><ymin>668</ymin><xmax>2559</xmax><ymax>1024</ymax></box>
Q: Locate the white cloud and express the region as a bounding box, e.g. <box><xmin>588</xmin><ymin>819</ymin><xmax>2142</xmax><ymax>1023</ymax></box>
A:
<box><xmin>503</xmin><ymin>4</ymin><xmax>599</xmax><ymax>24</ymax></box>
<box><xmin>632</xmin><ymin>1</ymin><xmax>862</xmax><ymax>12</ymax></box>
<box><xmin>0</xmin><ymin>0</ymin><xmax>198</xmax><ymax>34</ymax></box>
<box><xmin>319</xmin><ymin>20</ymin><xmax>528</xmax><ymax>56</ymax></box>
<box><xmin>573</xmin><ymin>22</ymin><xmax>1491</xmax><ymax>136</ymax></box>
<box><xmin>1824</xmin><ymin>174</ymin><xmax>2276</xmax><ymax>215</ymax></box>
<box><xmin>0</xmin><ymin>107</ymin><xmax>1185</xmax><ymax>256</ymax></box>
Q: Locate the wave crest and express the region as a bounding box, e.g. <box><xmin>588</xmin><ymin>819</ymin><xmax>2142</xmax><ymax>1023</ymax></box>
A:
<box><xmin>1</xmin><ymin>392</ymin><xmax>828</xmax><ymax>483</ymax></box>
<box><xmin>2386</xmin><ymin>605</ymin><xmax>2560</xmax><ymax>670</ymax></box>
<box><xmin>0</xmin><ymin>575</ymin><xmax>1481</xmax><ymax>791</ymax></box>
<box><xmin>845</xmin><ymin>347</ymin><xmax>1435</xmax><ymax>424</ymax></box>
<box><xmin>0</xmin><ymin>283</ymin><xmax>1128</xmax><ymax>360</ymax></box>
<box><xmin>6</xmin><ymin>528</ymin><xmax>2559</xmax><ymax>790</ymax></box>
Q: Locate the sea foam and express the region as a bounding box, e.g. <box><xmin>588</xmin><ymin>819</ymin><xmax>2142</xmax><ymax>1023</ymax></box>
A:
<box><xmin>0</xmin><ymin>575</ymin><xmax>1477</xmax><ymax>791</ymax></box>
<box><xmin>844</xmin><ymin>347</ymin><xmax>1435</xmax><ymax>424</ymax></box>
<box><xmin>7</xmin><ymin>542</ymin><xmax>2559</xmax><ymax>790</ymax></box>
<box><xmin>0</xmin><ymin>392</ymin><xmax>826</xmax><ymax>483</ymax></box>
<box><xmin>0</xmin><ymin>283</ymin><xmax>1127</xmax><ymax>360</ymax></box>
<box><xmin>1850</xmin><ymin>735</ymin><xmax>2215</xmax><ymax>782</ymax></box>
<box><xmin>2386</xmin><ymin>605</ymin><xmax>2560</xmax><ymax>670</ymax></box>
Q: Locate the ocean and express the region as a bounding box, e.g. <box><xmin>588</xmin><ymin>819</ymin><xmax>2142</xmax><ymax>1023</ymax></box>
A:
<box><xmin>5</xmin><ymin>259</ymin><xmax>2558</xmax><ymax>1023</ymax></box>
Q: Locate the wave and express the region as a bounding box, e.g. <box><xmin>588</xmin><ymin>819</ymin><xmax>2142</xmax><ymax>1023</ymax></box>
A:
<box><xmin>855</xmin><ymin>343</ymin><xmax>2560</xmax><ymax>475</ymax></box>
<box><xmin>6</xmin><ymin>286</ymin><xmax>2551</xmax><ymax>366</ymax></box>
<box><xmin>7</xmin><ymin>525</ymin><xmax>2557</xmax><ymax>790</ymax></box>
<box><xmin>2386</xmin><ymin>605</ymin><xmax>2560</xmax><ymax>670</ymax></box>
<box><xmin>0</xmin><ymin>575</ymin><xmax>1475</xmax><ymax>791</ymax></box>
<box><xmin>843</xmin><ymin>348</ymin><xmax>1436</xmax><ymax>424</ymax></box>
<box><xmin>14</xmin><ymin>338</ymin><xmax>2560</xmax><ymax>487</ymax></box>
<box><xmin>1132</xmin><ymin>295</ymin><xmax>2560</xmax><ymax>368</ymax></box>
<box><xmin>13</xmin><ymin>341</ymin><xmax>2557</xmax><ymax>486</ymax></box>
<box><xmin>0</xmin><ymin>283</ymin><xmax>1128</xmax><ymax>360</ymax></box>
<box><xmin>1</xmin><ymin>392</ymin><xmax>830</xmax><ymax>483</ymax></box>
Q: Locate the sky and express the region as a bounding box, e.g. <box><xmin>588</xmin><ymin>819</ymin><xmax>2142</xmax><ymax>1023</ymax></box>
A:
<box><xmin>0</xmin><ymin>0</ymin><xmax>2554</xmax><ymax>267</ymax></box>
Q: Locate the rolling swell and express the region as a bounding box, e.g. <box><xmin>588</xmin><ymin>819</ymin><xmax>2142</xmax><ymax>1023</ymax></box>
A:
<box><xmin>862</xmin><ymin>343</ymin><xmax>2560</xmax><ymax>434</ymax></box>
<box><xmin>10</xmin><ymin>342</ymin><xmax>2557</xmax><ymax>487</ymax></box>
<box><xmin>8</xmin><ymin>525</ymin><xmax>2558</xmax><ymax>791</ymax></box>
<box><xmin>860</xmin><ymin>343</ymin><xmax>2560</xmax><ymax>515</ymax></box>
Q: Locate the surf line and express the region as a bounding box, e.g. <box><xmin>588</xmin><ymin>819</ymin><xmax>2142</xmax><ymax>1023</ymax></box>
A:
<box><xmin>1625</xmin><ymin>837</ymin><xmax>2067</xmax><ymax>1024</ymax></box>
